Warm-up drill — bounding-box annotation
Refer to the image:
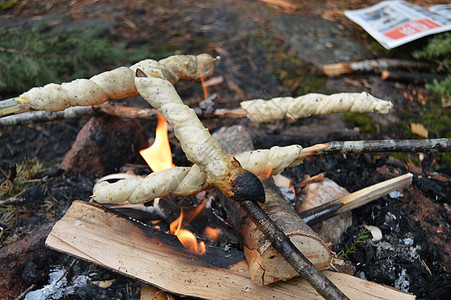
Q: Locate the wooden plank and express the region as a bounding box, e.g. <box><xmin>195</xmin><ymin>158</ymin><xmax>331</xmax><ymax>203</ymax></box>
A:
<box><xmin>46</xmin><ymin>201</ymin><xmax>414</xmax><ymax>300</ymax></box>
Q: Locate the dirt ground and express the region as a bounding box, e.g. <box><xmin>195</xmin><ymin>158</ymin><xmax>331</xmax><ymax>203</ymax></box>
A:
<box><xmin>0</xmin><ymin>0</ymin><xmax>450</xmax><ymax>299</ymax></box>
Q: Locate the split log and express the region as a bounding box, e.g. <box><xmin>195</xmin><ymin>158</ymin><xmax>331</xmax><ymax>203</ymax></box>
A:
<box><xmin>228</xmin><ymin>180</ymin><xmax>332</xmax><ymax>285</ymax></box>
<box><xmin>46</xmin><ymin>201</ymin><xmax>414</xmax><ymax>300</ymax></box>
<box><xmin>214</xmin><ymin>126</ymin><xmax>330</xmax><ymax>285</ymax></box>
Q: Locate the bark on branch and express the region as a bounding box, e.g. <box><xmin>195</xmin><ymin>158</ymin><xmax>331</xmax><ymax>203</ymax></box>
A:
<box><xmin>240</xmin><ymin>192</ymin><xmax>348</xmax><ymax>300</ymax></box>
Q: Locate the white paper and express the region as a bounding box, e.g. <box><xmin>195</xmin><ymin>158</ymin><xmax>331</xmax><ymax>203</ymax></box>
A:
<box><xmin>345</xmin><ymin>1</ymin><xmax>451</xmax><ymax>49</ymax></box>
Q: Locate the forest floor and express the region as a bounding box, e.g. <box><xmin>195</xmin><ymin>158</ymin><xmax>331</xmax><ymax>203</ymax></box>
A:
<box><xmin>0</xmin><ymin>0</ymin><xmax>449</xmax><ymax>299</ymax></box>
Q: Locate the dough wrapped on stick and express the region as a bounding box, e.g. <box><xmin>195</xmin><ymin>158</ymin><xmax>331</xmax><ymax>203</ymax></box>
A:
<box><xmin>3</xmin><ymin>54</ymin><xmax>217</xmax><ymax>116</ymax></box>
<box><xmin>240</xmin><ymin>92</ymin><xmax>393</xmax><ymax>122</ymax></box>
<box><xmin>93</xmin><ymin>145</ymin><xmax>302</xmax><ymax>204</ymax></box>
<box><xmin>134</xmin><ymin>68</ymin><xmax>265</xmax><ymax>203</ymax></box>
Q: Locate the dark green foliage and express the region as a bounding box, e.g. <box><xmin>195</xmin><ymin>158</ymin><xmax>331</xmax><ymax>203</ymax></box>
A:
<box><xmin>337</xmin><ymin>228</ymin><xmax>370</xmax><ymax>260</ymax></box>
<box><xmin>0</xmin><ymin>0</ymin><xmax>18</xmax><ymax>10</ymax></box>
<box><xmin>425</xmin><ymin>75</ymin><xmax>450</xmax><ymax>101</ymax></box>
<box><xmin>413</xmin><ymin>32</ymin><xmax>451</xmax><ymax>61</ymax></box>
<box><xmin>0</xmin><ymin>26</ymin><xmax>169</xmax><ymax>94</ymax></box>
<box><xmin>412</xmin><ymin>32</ymin><xmax>450</xmax><ymax>100</ymax></box>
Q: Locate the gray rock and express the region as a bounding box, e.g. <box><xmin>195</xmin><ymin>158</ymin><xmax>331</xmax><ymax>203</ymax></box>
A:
<box><xmin>272</xmin><ymin>15</ymin><xmax>371</xmax><ymax>66</ymax></box>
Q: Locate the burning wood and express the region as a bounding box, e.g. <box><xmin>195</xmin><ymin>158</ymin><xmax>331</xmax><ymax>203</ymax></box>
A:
<box><xmin>46</xmin><ymin>201</ymin><xmax>415</xmax><ymax>300</ymax></box>
<box><xmin>221</xmin><ymin>179</ymin><xmax>332</xmax><ymax>285</ymax></box>
<box><xmin>0</xmin><ymin>54</ymin><xmax>217</xmax><ymax>116</ymax></box>
<box><xmin>133</xmin><ymin>68</ymin><xmax>348</xmax><ymax>298</ymax></box>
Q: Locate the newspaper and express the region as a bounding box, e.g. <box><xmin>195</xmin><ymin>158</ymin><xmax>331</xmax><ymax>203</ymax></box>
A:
<box><xmin>344</xmin><ymin>1</ymin><xmax>451</xmax><ymax>49</ymax></box>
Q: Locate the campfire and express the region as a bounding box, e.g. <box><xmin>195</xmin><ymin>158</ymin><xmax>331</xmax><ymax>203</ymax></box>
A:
<box><xmin>2</xmin><ymin>53</ymin><xmax>450</xmax><ymax>300</ymax></box>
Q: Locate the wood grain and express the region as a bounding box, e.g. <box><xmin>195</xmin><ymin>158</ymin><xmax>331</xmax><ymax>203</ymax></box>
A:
<box><xmin>46</xmin><ymin>201</ymin><xmax>414</xmax><ymax>300</ymax></box>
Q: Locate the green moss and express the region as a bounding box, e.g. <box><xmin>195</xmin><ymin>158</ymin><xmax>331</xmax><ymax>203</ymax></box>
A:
<box><xmin>341</xmin><ymin>112</ymin><xmax>375</xmax><ymax>133</ymax></box>
<box><xmin>417</xmin><ymin>108</ymin><xmax>451</xmax><ymax>138</ymax></box>
<box><xmin>0</xmin><ymin>158</ymin><xmax>45</xmax><ymax>201</ymax></box>
<box><xmin>0</xmin><ymin>0</ymin><xmax>18</xmax><ymax>10</ymax></box>
<box><xmin>242</xmin><ymin>27</ymin><xmax>328</xmax><ymax>96</ymax></box>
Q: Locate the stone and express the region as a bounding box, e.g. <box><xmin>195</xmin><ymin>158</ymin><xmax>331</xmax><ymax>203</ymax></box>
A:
<box><xmin>60</xmin><ymin>115</ymin><xmax>148</xmax><ymax>176</ymax></box>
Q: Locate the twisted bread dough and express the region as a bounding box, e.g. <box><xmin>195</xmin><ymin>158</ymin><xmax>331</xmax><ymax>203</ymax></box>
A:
<box><xmin>93</xmin><ymin>145</ymin><xmax>302</xmax><ymax>204</ymax></box>
<box><xmin>240</xmin><ymin>92</ymin><xmax>393</xmax><ymax>122</ymax></box>
<box><xmin>135</xmin><ymin>68</ymin><xmax>260</xmax><ymax>202</ymax></box>
<box><xmin>17</xmin><ymin>54</ymin><xmax>216</xmax><ymax>112</ymax></box>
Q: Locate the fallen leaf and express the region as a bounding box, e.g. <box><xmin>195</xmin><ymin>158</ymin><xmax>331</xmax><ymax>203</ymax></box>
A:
<box><xmin>410</xmin><ymin>123</ymin><xmax>428</xmax><ymax>138</ymax></box>
<box><xmin>260</xmin><ymin>0</ymin><xmax>297</xmax><ymax>12</ymax></box>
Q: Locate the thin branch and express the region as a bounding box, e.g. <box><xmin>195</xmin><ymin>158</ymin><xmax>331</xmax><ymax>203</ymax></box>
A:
<box><xmin>0</xmin><ymin>102</ymin><xmax>248</xmax><ymax>126</ymax></box>
<box><xmin>321</xmin><ymin>58</ymin><xmax>430</xmax><ymax>76</ymax></box>
<box><xmin>299</xmin><ymin>139</ymin><xmax>451</xmax><ymax>160</ymax></box>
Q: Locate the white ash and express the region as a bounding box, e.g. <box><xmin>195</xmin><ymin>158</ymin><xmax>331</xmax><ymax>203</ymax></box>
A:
<box><xmin>25</xmin><ymin>266</ymin><xmax>89</xmax><ymax>300</ymax></box>
<box><xmin>389</xmin><ymin>191</ymin><xmax>404</xmax><ymax>199</ymax></box>
<box><xmin>394</xmin><ymin>268</ymin><xmax>410</xmax><ymax>292</ymax></box>
<box><xmin>403</xmin><ymin>237</ymin><xmax>414</xmax><ymax>246</ymax></box>
<box><xmin>278</xmin><ymin>186</ymin><xmax>296</xmax><ymax>204</ymax></box>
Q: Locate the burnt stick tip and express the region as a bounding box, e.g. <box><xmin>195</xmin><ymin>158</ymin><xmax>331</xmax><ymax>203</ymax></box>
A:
<box><xmin>230</xmin><ymin>170</ymin><xmax>265</xmax><ymax>203</ymax></box>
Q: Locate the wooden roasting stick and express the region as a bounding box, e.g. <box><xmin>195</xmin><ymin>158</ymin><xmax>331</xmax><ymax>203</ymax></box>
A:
<box><xmin>298</xmin><ymin>139</ymin><xmax>451</xmax><ymax>160</ymax></box>
<box><xmin>134</xmin><ymin>69</ymin><xmax>349</xmax><ymax>299</ymax></box>
<box><xmin>0</xmin><ymin>53</ymin><xmax>217</xmax><ymax>116</ymax></box>
<box><xmin>93</xmin><ymin>138</ymin><xmax>450</xmax><ymax>204</ymax></box>
<box><xmin>1</xmin><ymin>91</ymin><xmax>392</xmax><ymax>125</ymax></box>
<box><xmin>320</xmin><ymin>58</ymin><xmax>429</xmax><ymax>77</ymax></box>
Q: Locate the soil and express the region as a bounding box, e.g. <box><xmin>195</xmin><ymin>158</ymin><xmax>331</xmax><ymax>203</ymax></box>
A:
<box><xmin>0</xmin><ymin>0</ymin><xmax>449</xmax><ymax>299</ymax></box>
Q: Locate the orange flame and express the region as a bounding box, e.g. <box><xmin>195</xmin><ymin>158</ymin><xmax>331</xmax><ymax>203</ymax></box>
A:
<box><xmin>198</xmin><ymin>62</ymin><xmax>209</xmax><ymax>100</ymax></box>
<box><xmin>139</xmin><ymin>112</ymin><xmax>175</xmax><ymax>172</ymax></box>
<box><xmin>204</xmin><ymin>226</ymin><xmax>221</xmax><ymax>241</ymax></box>
<box><xmin>258</xmin><ymin>167</ymin><xmax>273</xmax><ymax>180</ymax></box>
<box><xmin>290</xmin><ymin>183</ymin><xmax>296</xmax><ymax>199</ymax></box>
<box><xmin>170</xmin><ymin>203</ymin><xmax>207</xmax><ymax>255</ymax></box>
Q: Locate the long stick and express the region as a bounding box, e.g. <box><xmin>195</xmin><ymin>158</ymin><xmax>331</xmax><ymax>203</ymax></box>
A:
<box><xmin>299</xmin><ymin>173</ymin><xmax>413</xmax><ymax>225</ymax></box>
<box><xmin>241</xmin><ymin>182</ymin><xmax>349</xmax><ymax>300</ymax></box>
<box><xmin>0</xmin><ymin>102</ymin><xmax>246</xmax><ymax>126</ymax></box>
<box><xmin>299</xmin><ymin>139</ymin><xmax>451</xmax><ymax>159</ymax></box>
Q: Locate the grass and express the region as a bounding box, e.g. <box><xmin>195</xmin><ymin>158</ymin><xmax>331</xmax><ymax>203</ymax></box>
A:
<box><xmin>0</xmin><ymin>158</ymin><xmax>45</xmax><ymax>201</ymax></box>
<box><xmin>0</xmin><ymin>25</ymin><xmax>172</xmax><ymax>95</ymax></box>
